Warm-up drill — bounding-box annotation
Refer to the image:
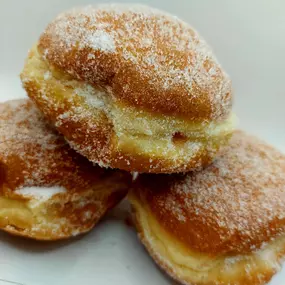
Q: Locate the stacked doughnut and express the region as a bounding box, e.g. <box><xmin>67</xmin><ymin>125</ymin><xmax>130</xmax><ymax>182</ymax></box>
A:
<box><xmin>21</xmin><ymin>4</ymin><xmax>234</xmax><ymax>173</ymax></box>
<box><xmin>0</xmin><ymin>99</ymin><xmax>131</xmax><ymax>240</ymax></box>
<box><xmin>0</xmin><ymin>3</ymin><xmax>281</xmax><ymax>285</ymax></box>
<box><xmin>129</xmin><ymin>131</ymin><xmax>285</xmax><ymax>284</ymax></box>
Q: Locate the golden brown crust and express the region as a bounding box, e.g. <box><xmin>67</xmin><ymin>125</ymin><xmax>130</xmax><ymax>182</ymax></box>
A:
<box><xmin>141</xmin><ymin>242</ymin><xmax>280</xmax><ymax>285</ymax></box>
<box><xmin>0</xmin><ymin>99</ymin><xmax>131</xmax><ymax>240</ymax></box>
<box><xmin>38</xmin><ymin>4</ymin><xmax>232</xmax><ymax>121</ymax></box>
<box><xmin>2</xmin><ymin>188</ymin><xmax>127</xmax><ymax>241</ymax></box>
<box><xmin>130</xmin><ymin>202</ymin><xmax>285</xmax><ymax>285</ymax></box>
<box><xmin>21</xmin><ymin>46</ymin><xmax>233</xmax><ymax>173</ymax></box>
<box><xmin>130</xmin><ymin>130</ymin><xmax>285</xmax><ymax>255</ymax></box>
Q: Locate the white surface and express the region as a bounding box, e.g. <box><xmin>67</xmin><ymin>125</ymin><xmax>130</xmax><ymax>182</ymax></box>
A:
<box><xmin>0</xmin><ymin>0</ymin><xmax>285</xmax><ymax>284</ymax></box>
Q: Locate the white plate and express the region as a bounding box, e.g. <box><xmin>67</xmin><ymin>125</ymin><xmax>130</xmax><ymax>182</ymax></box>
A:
<box><xmin>0</xmin><ymin>1</ymin><xmax>285</xmax><ymax>284</ymax></box>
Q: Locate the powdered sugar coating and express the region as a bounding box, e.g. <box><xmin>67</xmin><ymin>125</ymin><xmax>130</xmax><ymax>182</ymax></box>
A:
<box><xmin>22</xmin><ymin>44</ymin><xmax>234</xmax><ymax>173</ymax></box>
<box><xmin>15</xmin><ymin>186</ymin><xmax>67</xmax><ymax>201</ymax></box>
<box><xmin>0</xmin><ymin>99</ymin><xmax>66</xmax><ymax>189</ymax></box>
<box><xmin>0</xmin><ymin>99</ymin><xmax>130</xmax><ymax>240</ymax></box>
<box><xmin>135</xmin><ymin>131</ymin><xmax>285</xmax><ymax>254</ymax></box>
<box><xmin>39</xmin><ymin>4</ymin><xmax>232</xmax><ymax>121</ymax></box>
<box><xmin>0</xmin><ymin>98</ymin><xmax>129</xmax><ymax>192</ymax></box>
<box><xmin>22</xmin><ymin>4</ymin><xmax>235</xmax><ymax>174</ymax></box>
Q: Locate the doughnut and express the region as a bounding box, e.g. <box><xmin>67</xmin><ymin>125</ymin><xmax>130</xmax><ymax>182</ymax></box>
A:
<box><xmin>21</xmin><ymin>4</ymin><xmax>235</xmax><ymax>173</ymax></box>
<box><xmin>129</xmin><ymin>130</ymin><xmax>285</xmax><ymax>285</ymax></box>
<box><xmin>0</xmin><ymin>99</ymin><xmax>131</xmax><ymax>240</ymax></box>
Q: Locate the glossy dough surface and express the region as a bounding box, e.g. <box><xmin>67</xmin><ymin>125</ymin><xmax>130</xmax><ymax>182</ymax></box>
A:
<box><xmin>129</xmin><ymin>130</ymin><xmax>285</xmax><ymax>284</ymax></box>
<box><xmin>21</xmin><ymin>4</ymin><xmax>235</xmax><ymax>173</ymax></box>
<box><xmin>0</xmin><ymin>99</ymin><xmax>130</xmax><ymax>240</ymax></box>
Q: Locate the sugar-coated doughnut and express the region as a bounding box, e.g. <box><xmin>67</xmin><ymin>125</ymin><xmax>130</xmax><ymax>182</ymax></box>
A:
<box><xmin>129</xmin><ymin>130</ymin><xmax>285</xmax><ymax>285</ymax></box>
<box><xmin>0</xmin><ymin>99</ymin><xmax>130</xmax><ymax>240</ymax></box>
<box><xmin>21</xmin><ymin>4</ymin><xmax>235</xmax><ymax>173</ymax></box>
